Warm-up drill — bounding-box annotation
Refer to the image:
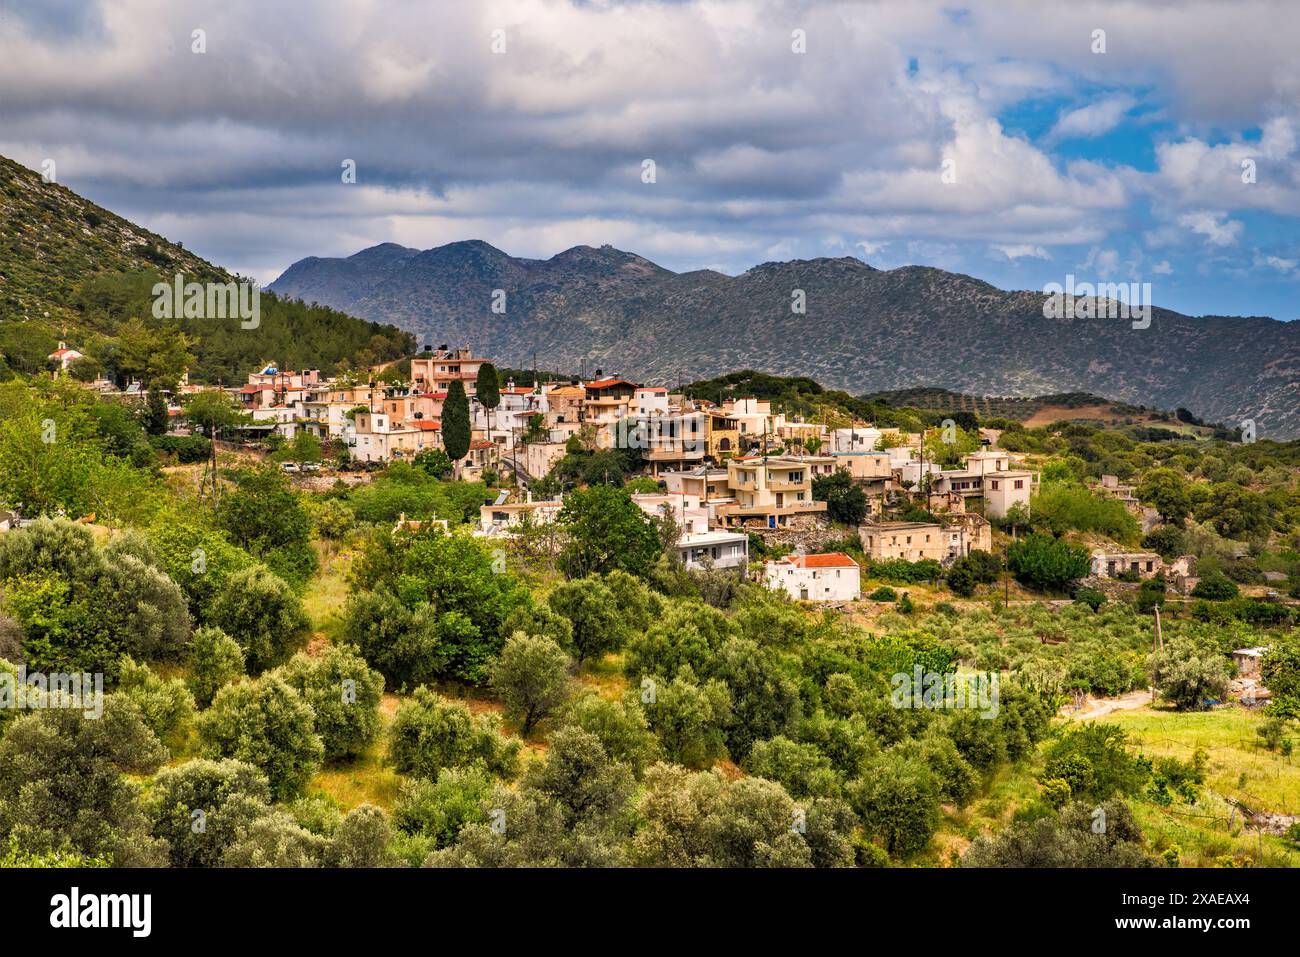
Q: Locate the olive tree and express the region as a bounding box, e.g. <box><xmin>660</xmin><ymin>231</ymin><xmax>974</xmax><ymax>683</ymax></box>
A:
<box><xmin>490</xmin><ymin>633</ymin><xmax>572</xmax><ymax>736</ymax></box>
<box><xmin>198</xmin><ymin>674</ymin><xmax>324</xmax><ymax>801</ymax></box>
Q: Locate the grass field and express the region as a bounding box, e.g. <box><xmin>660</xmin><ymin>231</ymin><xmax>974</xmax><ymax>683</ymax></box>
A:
<box><xmin>928</xmin><ymin>703</ymin><xmax>1300</xmax><ymax>867</ymax></box>
<box><xmin>302</xmin><ymin>544</ymin><xmax>354</xmax><ymax>643</ymax></box>
<box><xmin>1091</xmin><ymin>704</ymin><xmax>1298</xmax><ymax>866</ymax></box>
<box><xmin>1097</xmin><ymin>705</ymin><xmax>1298</xmax><ymax>814</ymax></box>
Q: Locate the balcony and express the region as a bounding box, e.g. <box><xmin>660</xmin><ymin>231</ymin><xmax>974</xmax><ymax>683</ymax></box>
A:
<box><xmin>715</xmin><ymin>500</ymin><xmax>827</xmax><ymax>519</ymax></box>
<box><xmin>646</xmin><ymin>447</ymin><xmax>706</xmax><ymax>462</ymax></box>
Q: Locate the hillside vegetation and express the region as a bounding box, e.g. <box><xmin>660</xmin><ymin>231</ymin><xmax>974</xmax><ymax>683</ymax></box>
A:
<box><xmin>0</xmin><ymin>154</ymin><xmax>414</xmax><ymax>383</ymax></box>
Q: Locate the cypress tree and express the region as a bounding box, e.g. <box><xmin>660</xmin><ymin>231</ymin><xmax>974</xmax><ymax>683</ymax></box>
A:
<box><xmin>475</xmin><ymin>362</ymin><xmax>501</xmax><ymax>449</ymax></box>
<box><xmin>442</xmin><ymin>379</ymin><xmax>471</xmax><ymax>463</ymax></box>
<box><xmin>475</xmin><ymin>362</ymin><xmax>501</xmax><ymax>417</ymax></box>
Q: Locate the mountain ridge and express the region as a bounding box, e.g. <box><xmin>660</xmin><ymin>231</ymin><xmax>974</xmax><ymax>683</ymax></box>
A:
<box><xmin>266</xmin><ymin>239</ymin><xmax>1298</xmax><ymax>440</ymax></box>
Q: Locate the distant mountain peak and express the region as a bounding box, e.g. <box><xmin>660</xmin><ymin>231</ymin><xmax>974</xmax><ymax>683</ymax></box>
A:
<box><xmin>267</xmin><ymin>238</ymin><xmax>1300</xmax><ymax>438</ymax></box>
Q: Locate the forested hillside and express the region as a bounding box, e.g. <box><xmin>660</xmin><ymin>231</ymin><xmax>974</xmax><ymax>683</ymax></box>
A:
<box><xmin>0</xmin><ymin>154</ymin><xmax>414</xmax><ymax>383</ymax></box>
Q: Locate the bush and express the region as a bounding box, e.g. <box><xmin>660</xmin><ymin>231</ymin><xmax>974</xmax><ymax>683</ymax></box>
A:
<box><xmin>1150</xmin><ymin>643</ymin><xmax>1231</xmax><ymax>710</ymax></box>
<box><xmin>964</xmin><ymin>550</ymin><xmax>1003</xmax><ymax>584</ymax></box>
<box><xmin>388</xmin><ymin>687</ymin><xmax>520</xmax><ymax>781</ymax></box>
<box><xmin>546</xmin><ymin>576</ymin><xmax>624</xmax><ymax>665</ymax></box>
<box><xmin>220</xmin><ymin>810</ymin><xmax>328</xmax><ymax>867</ymax></box>
<box><xmin>1031</xmin><ymin>482</ymin><xmax>1141</xmax><ymax>542</ymax></box>
<box><xmin>392</xmin><ymin>768</ymin><xmax>491</xmax><ymax>849</ymax></box>
<box><xmin>868</xmin><ymin>586</ymin><xmax>897</xmax><ymax>602</ymax></box>
<box><xmin>116</xmin><ymin>657</ymin><xmax>195</xmax><ymax>747</ymax></box>
<box><xmin>1256</xmin><ymin>717</ymin><xmax>1289</xmax><ymax>752</ymax></box>
<box><xmin>490</xmin><ymin>634</ymin><xmax>572</xmax><ymax>736</ymax></box>
<box><xmin>562</xmin><ymin>694</ymin><xmax>661</xmax><ymax>777</ymax></box>
<box><xmin>149</xmin><ymin>434</ymin><xmax>212</xmax><ymax>464</ymax></box>
<box><xmin>945</xmin><ymin>562</ymin><xmax>976</xmax><ymax>597</ymax></box>
<box><xmin>145</xmin><ymin>759</ymin><xmax>272</xmax><ymax>867</ymax></box>
<box><xmin>1135</xmin><ymin>578</ymin><xmax>1167</xmax><ymax>613</ymax></box>
<box><xmin>210</xmin><ymin>565</ymin><xmax>310</xmax><ymax>673</ymax></box>
<box><xmin>869</xmin><ymin>559</ymin><xmax>943</xmax><ymax>584</ymax></box>
<box><xmin>275</xmin><ymin>645</ymin><xmax>385</xmax><ymax>761</ymax></box>
<box><xmin>187</xmin><ymin>625</ymin><xmax>245</xmax><ymax>708</ymax></box>
<box><xmin>1142</xmin><ymin>525</ymin><xmax>1186</xmax><ymax>560</ymax></box>
<box><xmin>847</xmin><ymin>752</ymin><xmax>941</xmax><ymax>859</ymax></box>
<box><xmin>198</xmin><ymin>674</ymin><xmax>325</xmax><ymax>801</ymax></box>
<box><xmin>1190</xmin><ymin>574</ymin><xmax>1239</xmax><ymax>601</ymax></box>
<box><xmin>1074</xmin><ymin>587</ymin><xmax>1106</xmax><ymax>611</ymax></box>
<box><xmin>1040</xmin><ymin>725</ymin><xmax>1149</xmax><ymax>802</ymax></box>
<box><xmin>1008</xmin><ymin>533</ymin><xmax>1091</xmax><ymax>592</ymax></box>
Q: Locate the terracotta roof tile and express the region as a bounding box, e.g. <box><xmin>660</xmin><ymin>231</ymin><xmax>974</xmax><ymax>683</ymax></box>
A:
<box><xmin>782</xmin><ymin>552</ymin><xmax>859</xmax><ymax>569</ymax></box>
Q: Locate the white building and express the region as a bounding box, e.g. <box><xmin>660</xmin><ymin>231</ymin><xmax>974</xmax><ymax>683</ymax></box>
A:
<box><xmin>250</xmin><ymin>405</ymin><xmax>298</xmax><ymax>440</ymax></box>
<box><xmin>345</xmin><ymin>411</ymin><xmax>440</xmax><ymax>463</ymax></box>
<box><xmin>764</xmin><ymin>552</ymin><xmax>861</xmax><ymax>602</ymax></box>
<box><xmin>676</xmin><ymin>530</ymin><xmax>749</xmax><ymax>570</ymax></box>
<box><xmin>478</xmin><ymin>499</ymin><xmax>564</xmax><ymax>535</ymax></box>
<box><xmin>982</xmin><ymin>470</ymin><xmax>1034</xmax><ymax>519</ymax></box>
<box><xmin>634</xmin><ymin>386</ymin><xmax>670</xmax><ymax>417</ymax></box>
<box><xmin>832</xmin><ymin>426</ymin><xmax>882</xmax><ymax>453</ymax></box>
<box><xmin>48</xmin><ymin>341</ymin><xmax>84</xmax><ymax>373</ymax></box>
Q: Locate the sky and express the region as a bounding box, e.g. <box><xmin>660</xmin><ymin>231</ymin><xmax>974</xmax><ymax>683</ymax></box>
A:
<box><xmin>1</xmin><ymin>0</ymin><xmax>1298</xmax><ymax>320</ymax></box>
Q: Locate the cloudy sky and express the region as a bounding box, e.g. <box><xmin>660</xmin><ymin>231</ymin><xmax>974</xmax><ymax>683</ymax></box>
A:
<box><xmin>2</xmin><ymin>0</ymin><xmax>1298</xmax><ymax>320</ymax></box>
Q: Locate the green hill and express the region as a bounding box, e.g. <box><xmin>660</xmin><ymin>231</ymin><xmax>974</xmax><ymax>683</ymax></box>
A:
<box><xmin>0</xmin><ymin>154</ymin><xmax>414</xmax><ymax>383</ymax></box>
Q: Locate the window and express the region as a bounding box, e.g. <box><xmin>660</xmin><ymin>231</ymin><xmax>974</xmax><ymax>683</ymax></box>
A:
<box><xmin>1014</xmin><ymin>479</ymin><xmax>1024</xmax><ymax>490</ymax></box>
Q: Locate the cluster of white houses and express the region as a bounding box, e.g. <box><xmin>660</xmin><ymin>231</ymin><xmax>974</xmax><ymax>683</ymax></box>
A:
<box><xmin>62</xmin><ymin>341</ymin><xmax>1049</xmax><ymax>604</ymax></box>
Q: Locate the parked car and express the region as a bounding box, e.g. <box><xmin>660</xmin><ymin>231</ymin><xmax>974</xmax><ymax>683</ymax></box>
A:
<box><xmin>300</xmin><ymin>463</ymin><xmax>321</xmax><ymax>473</ymax></box>
<box><xmin>280</xmin><ymin>462</ymin><xmax>300</xmax><ymax>474</ymax></box>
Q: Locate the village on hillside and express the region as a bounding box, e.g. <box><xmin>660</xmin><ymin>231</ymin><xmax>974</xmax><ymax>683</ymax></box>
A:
<box><xmin>29</xmin><ymin>340</ymin><xmax>1223</xmax><ymax>613</ymax></box>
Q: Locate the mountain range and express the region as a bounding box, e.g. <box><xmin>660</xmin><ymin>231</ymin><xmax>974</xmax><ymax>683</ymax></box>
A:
<box><xmin>270</xmin><ymin>240</ymin><xmax>1300</xmax><ymax>438</ymax></box>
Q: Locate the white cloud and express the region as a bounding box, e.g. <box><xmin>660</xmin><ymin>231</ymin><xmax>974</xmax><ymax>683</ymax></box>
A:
<box><xmin>0</xmin><ymin>0</ymin><xmax>1294</xmax><ymax>291</ymax></box>
<box><xmin>1177</xmin><ymin>211</ymin><xmax>1244</xmax><ymax>247</ymax></box>
<box><xmin>1256</xmin><ymin>253</ymin><xmax>1298</xmax><ymax>274</ymax></box>
<box><xmin>1047</xmin><ymin>95</ymin><xmax>1135</xmax><ymax>142</ymax></box>
<box><xmin>990</xmin><ymin>243</ymin><xmax>1049</xmax><ymax>261</ymax></box>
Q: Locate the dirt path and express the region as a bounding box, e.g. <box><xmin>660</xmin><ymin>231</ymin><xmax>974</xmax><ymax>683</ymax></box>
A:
<box><xmin>1061</xmin><ymin>689</ymin><xmax>1153</xmax><ymax>721</ymax></box>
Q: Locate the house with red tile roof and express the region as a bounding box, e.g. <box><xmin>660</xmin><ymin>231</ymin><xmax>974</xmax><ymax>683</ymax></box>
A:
<box><xmin>764</xmin><ymin>552</ymin><xmax>861</xmax><ymax>602</ymax></box>
<box><xmin>47</xmin><ymin>341</ymin><xmax>84</xmax><ymax>373</ymax></box>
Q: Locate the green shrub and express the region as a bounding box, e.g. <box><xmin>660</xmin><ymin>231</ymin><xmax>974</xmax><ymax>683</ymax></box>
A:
<box><xmin>1191</xmin><ymin>575</ymin><xmax>1239</xmax><ymax>601</ymax></box>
